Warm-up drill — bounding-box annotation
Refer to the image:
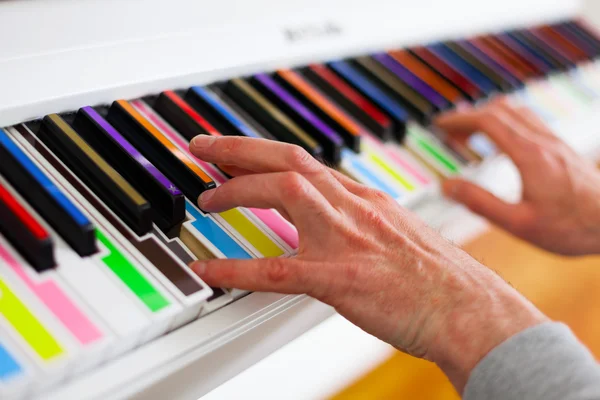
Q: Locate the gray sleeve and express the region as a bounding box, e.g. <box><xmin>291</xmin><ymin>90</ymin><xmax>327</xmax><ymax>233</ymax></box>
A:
<box><xmin>463</xmin><ymin>322</ymin><xmax>600</xmax><ymax>400</ymax></box>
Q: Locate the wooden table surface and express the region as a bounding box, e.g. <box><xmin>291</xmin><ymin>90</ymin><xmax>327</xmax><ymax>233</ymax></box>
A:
<box><xmin>331</xmin><ymin>226</ymin><xmax>600</xmax><ymax>399</ymax></box>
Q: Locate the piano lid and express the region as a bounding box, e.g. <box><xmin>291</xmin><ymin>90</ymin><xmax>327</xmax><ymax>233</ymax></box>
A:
<box><xmin>0</xmin><ymin>0</ymin><xmax>578</xmax><ymax>127</ymax></box>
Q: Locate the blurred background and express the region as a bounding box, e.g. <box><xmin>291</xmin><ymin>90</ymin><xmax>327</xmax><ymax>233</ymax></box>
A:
<box><xmin>201</xmin><ymin>1</ymin><xmax>600</xmax><ymax>399</ymax></box>
<box><xmin>586</xmin><ymin>0</ymin><xmax>600</xmax><ymax>26</ymax></box>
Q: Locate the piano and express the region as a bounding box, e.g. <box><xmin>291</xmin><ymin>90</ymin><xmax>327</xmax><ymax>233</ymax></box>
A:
<box><xmin>1</xmin><ymin>0</ymin><xmax>599</xmax><ymax>398</ymax></box>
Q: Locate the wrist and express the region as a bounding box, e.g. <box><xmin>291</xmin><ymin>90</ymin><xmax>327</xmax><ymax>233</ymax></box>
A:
<box><xmin>426</xmin><ymin>267</ymin><xmax>548</xmax><ymax>393</ymax></box>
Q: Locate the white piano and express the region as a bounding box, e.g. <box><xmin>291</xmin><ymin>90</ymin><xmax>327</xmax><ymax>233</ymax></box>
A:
<box><xmin>0</xmin><ymin>0</ymin><xmax>599</xmax><ymax>399</ymax></box>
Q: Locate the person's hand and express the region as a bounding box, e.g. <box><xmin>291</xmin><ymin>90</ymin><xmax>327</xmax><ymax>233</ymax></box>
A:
<box><xmin>436</xmin><ymin>98</ymin><xmax>600</xmax><ymax>256</ymax></box>
<box><xmin>188</xmin><ymin>135</ymin><xmax>546</xmax><ymax>392</ymax></box>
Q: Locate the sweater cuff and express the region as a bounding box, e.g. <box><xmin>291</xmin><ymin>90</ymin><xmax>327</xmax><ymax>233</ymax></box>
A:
<box><xmin>463</xmin><ymin>322</ymin><xmax>599</xmax><ymax>400</ymax></box>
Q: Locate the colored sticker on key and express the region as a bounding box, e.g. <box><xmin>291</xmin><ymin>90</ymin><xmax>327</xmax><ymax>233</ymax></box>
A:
<box><xmin>0</xmin><ymin>342</ymin><xmax>21</xmax><ymax>381</ymax></box>
<box><xmin>133</xmin><ymin>100</ymin><xmax>293</xmax><ymax>255</ymax></box>
<box><xmin>408</xmin><ymin>126</ymin><xmax>460</xmax><ymax>174</ymax></box>
<box><xmin>96</xmin><ymin>230</ymin><xmax>170</xmax><ymax>312</ymax></box>
<box><xmin>0</xmin><ymin>130</ymin><xmax>90</xmax><ymax>226</ymax></box>
<box><xmin>0</xmin><ymin>277</ymin><xmax>64</xmax><ymax>361</ymax></box>
<box><xmin>0</xmin><ymin>239</ymin><xmax>103</xmax><ymax>346</ymax></box>
<box><xmin>329</xmin><ymin>61</ymin><xmax>409</xmax><ymax>123</ymax></box>
<box><xmin>190</xmin><ymin>86</ymin><xmax>261</xmax><ymax>138</ymax></box>
<box><xmin>342</xmin><ymin>149</ymin><xmax>400</xmax><ymax>198</ymax></box>
<box><xmin>366</xmin><ymin>152</ymin><xmax>416</xmax><ymax>192</ymax></box>
<box><xmin>184</xmin><ymin>202</ymin><xmax>252</xmax><ymax>259</ymax></box>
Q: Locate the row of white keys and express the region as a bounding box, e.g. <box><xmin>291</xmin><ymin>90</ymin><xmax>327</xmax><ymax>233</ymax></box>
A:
<box><xmin>11</xmin><ymin>121</ymin><xmax>235</xmax><ymax>324</ymax></box>
<box><xmin>2</xmin><ymin>126</ymin><xmax>206</xmax><ymax>393</ymax></box>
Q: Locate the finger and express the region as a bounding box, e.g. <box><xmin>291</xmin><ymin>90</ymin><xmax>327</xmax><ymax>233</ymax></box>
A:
<box><xmin>435</xmin><ymin>107</ymin><xmax>531</xmax><ymax>165</ymax></box>
<box><xmin>221</xmin><ymin>162</ymin><xmax>370</xmax><ymax>201</ymax></box>
<box><xmin>190</xmin><ymin>257</ymin><xmax>330</xmax><ymax>298</ymax></box>
<box><xmin>442</xmin><ymin>179</ymin><xmax>532</xmax><ymax>232</ymax></box>
<box><xmin>197</xmin><ymin>171</ymin><xmax>338</xmax><ymax>233</ymax></box>
<box><xmin>217</xmin><ymin>164</ymin><xmax>253</xmax><ymax>177</ymax></box>
<box><xmin>192</xmin><ymin>135</ymin><xmax>348</xmax><ymax>200</ymax></box>
<box><xmin>328</xmin><ymin>168</ymin><xmax>371</xmax><ymax>196</ymax></box>
<box><xmin>190</xmin><ymin>135</ymin><xmax>322</xmax><ymax>174</ymax></box>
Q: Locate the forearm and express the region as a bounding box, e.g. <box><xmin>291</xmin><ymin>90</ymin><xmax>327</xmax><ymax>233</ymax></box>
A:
<box><xmin>463</xmin><ymin>322</ymin><xmax>600</xmax><ymax>400</ymax></box>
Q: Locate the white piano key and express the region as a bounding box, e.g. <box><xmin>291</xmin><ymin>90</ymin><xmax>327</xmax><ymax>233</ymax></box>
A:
<box><xmin>0</xmin><ymin>334</ymin><xmax>37</xmax><ymax>400</ymax></box>
<box><xmin>0</xmin><ymin>268</ymin><xmax>78</xmax><ymax>390</ymax></box>
<box><xmin>9</xmin><ymin>125</ymin><xmax>213</xmax><ymax>330</ymax></box>
<box><xmin>5</xmin><ymin>127</ymin><xmax>183</xmax><ymax>353</ymax></box>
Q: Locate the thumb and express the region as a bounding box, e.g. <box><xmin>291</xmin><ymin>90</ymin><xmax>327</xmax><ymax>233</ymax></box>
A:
<box><xmin>190</xmin><ymin>257</ymin><xmax>326</xmax><ymax>296</ymax></box>
<box><xmin>442</xmin><ymin>179</ymin><xmax>528</xmax><ymax>232</ymax></box>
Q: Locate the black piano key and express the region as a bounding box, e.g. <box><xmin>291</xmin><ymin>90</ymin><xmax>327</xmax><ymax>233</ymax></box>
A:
<box><xmin>327</xmin><ymin>60</ymin><xmax>409</xmax><ymax>140</ymax></box>
<box><xmin>563</xmin><ymin>21</ymin><xmax>600</xmax><ymax>57</ymax></box>
<box><xmin>149</xmin><ymin>90</ymin><xmax>221</xmax><ymax>142</ymax></box>
<box><xmin>274</xmin><ymin>69</ymin><xmax>361</xmax><ymax>152</ymax></box>
<box><xmin>491</xmin><ymin>34</ymin><xmax>552</xmax><ymax>76</ymax></box>
<box><xmin>425</xmin><ymin>43</ymin><xmax>498</xmax><ymax>96</ymax></box>
<box><xmin>0</xmin><ymin>179</ymin><xmax>55</xmax><ymax>271</ymax></box>
<box><xmin>515</xmin><ymin>30</ymin><xmax>576</xmax><ymax>70</ymax></box>
<box><xmin>300</xmin><ymin>64</ymin><xmax>394</xmax><ymax>141</ymax></box>
<box><xmin>208</xmin><ymin>84</ymin><xmax>278</xmax><ymax>140</ymax></box>
<box><xmin>36</xmin><ymin>114</ymin><xmax>152</xmax><ymax>236</ymax></box>
<box><xmin>105</xmin><ymin>100</ymin><xmax>216</xmax><ymax>202</ymax></box>
<box><xmin>249</xmin><ymin>73</ymin><xmax>343</xmax><ymax>165</ymax></box>
<box><xmin>507</xmin><ymin>31</ymin><xmax>566</xmax><ymax>72</ymax></box>
<box><xmin>456</xmin><ymin>40</ymin><xmax>526</xmax><ymax>87</ymax></box>
<box><xmin>0</xmin><ymin>127</ymin><xmax>96</xmax><ymax>256</ymax></box>
<box><xmin>408</xmin><ymin>46</ymin><xmax>485</xmax><ymax>101</ymax></box>
<box><xmin>371</xmin><ymin>53</ymin><xmax>453</xmax><ymax>113</ymax></box>
<box><xmin>544</xmin><ymin>25</ymin><xmax>597</xmax><ymax>61</ymax></box>
<box><xmin>442</xmin><ymin>41</ymin><xmax>518</xmax><ymax>92</ymax></box>
<box><xmin>184</xmin><ymin>86</ymin><xmax>264</xmax><ymax>139</ymax></box>
<box><xmin>351</xmin><ymin>56</ymin><xmax>435</xmax><ymax>124</ymax></box>
<box><xmin>222</xmin><ymin>78</ymin><xmax>324</xmax><ymax>159</ymax></box>
<box><xmin>72</xmin><ymin>107</ymin><xmax>186</xmax><ymax>232</ymax></box>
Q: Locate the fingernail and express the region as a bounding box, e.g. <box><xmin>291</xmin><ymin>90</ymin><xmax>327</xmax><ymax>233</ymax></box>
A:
<box><xmin>198</xmin><ymin>189</ymin><xmax>215</xmax><ymax>206</ymax></box>
<box><xmin>191</xmin><ymin>135</ymin><xmax>216</xmax><ymax>149</ymax></box>
<box><xmin>191</xmin><ymin>261</ymin><xmax>206</xmax><ymax>276</ymax></box>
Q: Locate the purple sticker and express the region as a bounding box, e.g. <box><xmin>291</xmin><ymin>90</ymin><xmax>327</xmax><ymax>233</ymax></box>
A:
<box><xmin>81</xmin><ymin>106</ymin><xmax>181</xmax><ymax>195</ymax></box>
<box><xmin>254</xmin><ymin>73</ymin><xmax>344</xmax><ymax>145</ymax></box>
<box><xmin>373</xmin><ymin>53</ymin><xmax>448</xmax><ymax>109</ymax></box>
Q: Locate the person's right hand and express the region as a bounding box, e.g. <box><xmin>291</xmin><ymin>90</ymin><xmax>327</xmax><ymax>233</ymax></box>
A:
<box><xmin>188</xmin><ymin>134</ymin><xmax>546</xmax><ymax>393</ymax></box>
<box><xmin>436</xmin><ymin>98</ymin><xmax>600</xmax><ymax>256</ymax></box>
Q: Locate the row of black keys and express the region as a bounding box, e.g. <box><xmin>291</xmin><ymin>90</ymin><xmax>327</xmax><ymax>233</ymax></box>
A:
<box><xmin>1</xmin><ymin>19</ymin><xmax>599</xmax><ymax>271</ymax></box>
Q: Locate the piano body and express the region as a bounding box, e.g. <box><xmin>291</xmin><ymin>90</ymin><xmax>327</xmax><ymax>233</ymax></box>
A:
<box><xmin>0</xmin><ymin>0</ymin><xmax>599</xmax><ymax>398</ymax></box>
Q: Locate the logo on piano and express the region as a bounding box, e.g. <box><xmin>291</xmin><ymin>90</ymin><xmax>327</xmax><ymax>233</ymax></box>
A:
<box><xmin>283</xmin><ymin>21</ymin><xmax>342</xmax><ymax>43</ymax></box>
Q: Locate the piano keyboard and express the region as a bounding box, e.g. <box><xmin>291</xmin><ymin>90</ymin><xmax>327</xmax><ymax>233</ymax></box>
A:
<box><xmin>1</xmin><ymin>15</ymin><xmax>600</xmax><ymax>399</ymax></box>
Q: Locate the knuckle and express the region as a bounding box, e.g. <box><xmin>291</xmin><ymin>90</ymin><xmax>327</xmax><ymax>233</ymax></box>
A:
<box><xmin>222</xmin><ymin>136</ymin><xmax>243</xmax><ymax>153</ymax></box>
<box><xmin>365</xmin><ymin>188</ymin><xmax>396</xmax><ymax>205</ymax></box>
<box><xmin>280</xmin><ymin>172</ymin><xmax>310</xmax><ymax>199</ymax></box>
<box><xmin>265</xmin><ymin>258</ymin><xmax>292</xmax><ymax>284</ymax></box>
<box><xmin>287</xmin><ymin>145</ymin><xmax>317</xmax><ymax>171</ymax></box>
<box><xmin>362</xmin><ymin>206</ymin><xmax>387</xmax><ymax>229</ymax></box>
<box><xmin>479</xmin><ymin>111</ymin><xmax>503</xmax><ymax>132</ymax></box>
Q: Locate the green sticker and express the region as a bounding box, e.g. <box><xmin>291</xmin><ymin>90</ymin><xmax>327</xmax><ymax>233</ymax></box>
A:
<box><xmin>409</xmin><ymin>127</ymin><xmax>460</xmax><ymax>174</ymax></box>
<box><xmin>96</xmin><ymin>231</ymin><xmax>170</xmax><ymax>312</ymax></box>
